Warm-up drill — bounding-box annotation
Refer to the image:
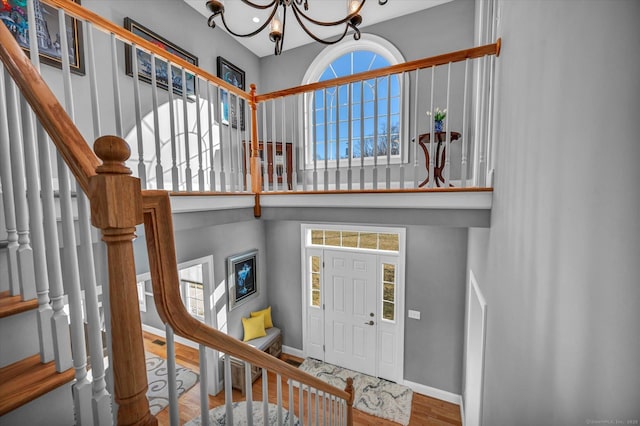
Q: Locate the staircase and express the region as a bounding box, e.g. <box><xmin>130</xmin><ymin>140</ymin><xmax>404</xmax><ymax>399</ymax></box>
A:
<box><xmin>0</xmin><ymin>254</ymin><xmax>75</xmax><ymax>425</ymax></box>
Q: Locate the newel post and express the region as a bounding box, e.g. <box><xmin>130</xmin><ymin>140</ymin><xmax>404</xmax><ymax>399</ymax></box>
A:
<box><xmin>89</xmin><ymin>136</ymin><xmax>156</xmax><ymax>426</ymax></box>
<box><xmin>249</xmin><ymin>84</ymin><xmax>262</xmax><ymax>194</ymax></box>
<box><xmin>345</xmin><ymin>377</ymin><xmax>354</xmax><ymax>425</ymax></box>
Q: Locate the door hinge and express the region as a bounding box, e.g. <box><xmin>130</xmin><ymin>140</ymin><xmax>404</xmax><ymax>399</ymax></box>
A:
<box><xmin>323</xmin><ymin>344</ymin><xmax>325</xmax><ymax>352</ymax></box>
<box><xmin>323</xmin><ymin>303</ymin><xmax>325</xmax><ymax>310</ymax></box>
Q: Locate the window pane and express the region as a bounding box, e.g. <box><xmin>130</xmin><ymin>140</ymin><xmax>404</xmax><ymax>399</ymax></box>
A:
<box><xmin>383</xmin><ymin>263</ymin><xmax>396</xmax><ymax>282</ymax></box>
<box><xmin>312</xmin><ymin>274</ymin><xmax>320</xmax><ymax>290</ymax></box>
<box><xmin>359</xmin><ymin>232</ymin><xmax>377</xmax><ymax>249</ymax></box>
<box><xmin>311</xmin><ymin>255</ymin><xmax>321</xmax><ymax>272</ymax></box>
<box><xmin>312</xmin><ymin>290</ymin><xmax>321</xmax><ymax>307</ymax></box>
<box><xmin>380</xmin><ymin>234</ymin><xmax>399</xmax><ymax>251</ymax></box>
<box><xmin>383</xmin><ymin>301</ymin><xmax>395</xmax><ymax>321</ymax></box>
<box><xmin>342</xmin><ymin>232</ymin><xmax>358</xmax><ymax>248</ymax></box>
<box><xmin>383</xmin><ymin>283</ymin><xmax>395</xmax><ymax>303</ymax></box>
<box><xmin>311</xmin><ymin>231</ymin><xmax>324</xmax><ymax>245</ymax></box>
<box><xmin>325</xmin><ymin>231</ymin><xmax>341</xmax><ymax>246</ymax></box>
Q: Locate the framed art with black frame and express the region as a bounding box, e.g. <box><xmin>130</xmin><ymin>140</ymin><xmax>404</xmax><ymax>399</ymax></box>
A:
<box><xmin>227</xmin><ymin>250</ymin><xmax>258</xmax><ymax>311</ymax></box>
<box><xmin>1</xmin><ymin>0</ymin><xmax>85</xmax><ymax>75</ymax></box>
<box><xmin>124</xmin><ymin>17</ymin><xmax>198</xmax><ymax>97</ymax></box>
<box><xmin>217</xmin><ymin>56</ymin><xmax>245</xmax><ymax>130</ymax></box>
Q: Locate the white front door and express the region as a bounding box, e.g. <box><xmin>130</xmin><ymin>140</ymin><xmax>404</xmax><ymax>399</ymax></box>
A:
<box><xmin>324</xmin><ymin>250</ymin><xmax>377</xmax><ymax>376</ymax></box>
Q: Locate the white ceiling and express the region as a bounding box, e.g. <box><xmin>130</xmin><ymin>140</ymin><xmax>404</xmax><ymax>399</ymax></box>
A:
<box><xmin>184</xmin><ymin>0</ymin><xmax>452</xmax><ymax>57</ymax></box>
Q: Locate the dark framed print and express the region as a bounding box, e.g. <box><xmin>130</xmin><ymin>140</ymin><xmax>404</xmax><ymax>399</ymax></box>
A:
<box><xmin>1</xmin><ymin>0</ymin><xmax>85</xmax><ymax>75</ymax></box>
<box><xmin>217</xmin><ymin>56</ymin><xmax>245</xmax><ymax>130</ymax></box>
<box><xmin>124</xmin><ymin>17</ymin><xmax>198</xmax><ymax>97</ymax></box>
<box><xmin>227</xmin><ymin>250</ymin><xmax>258</xmax><ymax>310</ymax></box>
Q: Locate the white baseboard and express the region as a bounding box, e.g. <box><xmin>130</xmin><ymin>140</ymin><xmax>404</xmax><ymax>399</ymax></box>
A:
<box><xmin>403</xmin><ymin>380</ymin><xmax>462</xmax><ymax>405</ymax></box>
<box><xmin>460</xmin><ymin>396</ymin><xmax>465</xmax><ymax>426</ymax></box>
<box><xmin>282</xmin><ymin>345</ymin><xmax>304</xmax><ymax>358</ymax></box>
<box><xmin>141</xmin><ymin>323</ymin><xmax>199</xmax><ymax>350</ymax></box>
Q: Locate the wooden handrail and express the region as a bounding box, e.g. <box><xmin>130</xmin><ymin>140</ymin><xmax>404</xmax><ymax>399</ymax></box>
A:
<box><xmin>41</xmin><ymin>0</ymin><xmax>250</xmax><ymax>101</ymax></box>
<box><xmin>142</xmin><ymin>190</ymin><xmax>353</xmax><ymax>405</ymax></box>
<box><xmin>0</xmin><ymin>21</ymin><xmax>98</xmax><ymax>194</ymax></box>
<box><xmin>256</xmin><ymin>39</ymin><xmax>501</xmax><ymax>102</ymax></box>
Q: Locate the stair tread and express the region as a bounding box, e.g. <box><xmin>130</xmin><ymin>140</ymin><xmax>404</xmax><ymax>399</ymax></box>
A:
<box><xmin>0</xmin><ymin>291</ymin><xmax>38</xmax><ymax>318</ymax></box>
<box><xmin>0</xmin><ymin>354</ymin><xmax>75</xmax><ymax>416</ymax></box>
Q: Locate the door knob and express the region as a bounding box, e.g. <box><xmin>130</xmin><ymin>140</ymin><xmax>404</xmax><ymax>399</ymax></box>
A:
<box><xmin>364</xmin><ymin>320</ymin><xmax>374</xmax><ymax>326</ymax></box>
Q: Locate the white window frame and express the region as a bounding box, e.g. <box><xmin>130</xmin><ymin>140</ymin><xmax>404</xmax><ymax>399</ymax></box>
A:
<box><xmin>301</xmin><ymin>34</ymin><xmax>409</xmax><ymax>169</ymax></box>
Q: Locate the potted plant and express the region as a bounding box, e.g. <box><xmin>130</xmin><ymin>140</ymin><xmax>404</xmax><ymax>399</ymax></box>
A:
<box><xmin>426</xmin><ymin>107</ymin><xmax>447</xmax><ymax>132</ymax></box>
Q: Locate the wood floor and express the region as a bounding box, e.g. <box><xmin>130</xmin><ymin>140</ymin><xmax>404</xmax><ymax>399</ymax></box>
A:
<box><xmin>143</xmin><ymin>332</ymin><xmax>461</xmax><ymax>425</ymax></box>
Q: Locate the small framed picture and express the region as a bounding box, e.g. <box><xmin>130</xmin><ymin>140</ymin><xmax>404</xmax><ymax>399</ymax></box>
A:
<box><xmin>1</xmin><ymin>0</ymin><xmax>85</xmax><ymax>75</ymax></box>
<box><xmin>227</xmin><ymin>250</ymin><xmax>258</xmax><ymax>310</ymax></box>
<box><xmin>217</xmin><ymin>56</ymin><xmax>245</xmax><ymax>130</ymax></box>
<box><xmin>124</xmin><ymin>17</ymin><xmax>198</xmax><ymax>97</ymax></box>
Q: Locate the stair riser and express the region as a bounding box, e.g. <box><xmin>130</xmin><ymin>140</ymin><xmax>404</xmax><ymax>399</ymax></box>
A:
<box><xmin>0</xmin><ymin>382</ymin><xmax>74</xmax><ymax>426</ymax></box>
<box><xmin>0</xmin><ymin>310</ymin><xmax>39</xmax><ymax>368</ymax></box>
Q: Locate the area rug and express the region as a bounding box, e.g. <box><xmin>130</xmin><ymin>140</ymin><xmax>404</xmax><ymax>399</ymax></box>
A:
<box><xmin>299</xmin><ymin>358</ymin><xmax>413</xmax><ymax>425</ymax></box>
<box><xmin>146</xmin><ymin>353</ymin><xmax>199</xmax><ymax>415</ymax></box>
<box><xmin>184</xmin><ymin>401</ymin><xmax>300</xmax><ymax>426</ymax></box>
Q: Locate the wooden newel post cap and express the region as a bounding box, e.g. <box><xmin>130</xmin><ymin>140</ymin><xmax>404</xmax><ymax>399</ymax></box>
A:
<box><xmin>94</xmin><ymin>135</ymin><xmax>132</xmax><ymax>175</ymax></box>
<box><xmin>89</xmin><ymin>135</ymin><xmax>142</xmax><ymax>230</ymax></box>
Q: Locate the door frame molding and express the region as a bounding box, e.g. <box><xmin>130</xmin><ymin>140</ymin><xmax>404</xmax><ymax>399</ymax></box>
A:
<box><xmin>300</xmin><ymin>223</ymin><xmax>406</xmax><ymax>383</ymax></box>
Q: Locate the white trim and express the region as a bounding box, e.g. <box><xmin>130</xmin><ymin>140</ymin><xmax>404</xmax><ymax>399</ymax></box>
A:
<box><xmin>403</xmin><ymin>380</ymin><xmax>462</xmax><ymax>405</ymax></box>
<box><xmin>169</xmin><ymin>194</ymin><xmax>255</xmax><ymax>213</ymax></box>
<box><xmin>463</xmin><ymin>270</ymin><xmax>487</xmax><ymax>426</ymax></box>
<box><xmin>460</xmin><ymin>396</ymin><xmax>466</xmax><ymax>426</ymax></box>
<box><xmin>282</xmin><ymin>345</ymin><xmax>304</xmax><ymax>359</ymax></box>
<box><xmin>261</xmin><ymin>191</ymin><xmax>493</xmax><ymax>210</ymax></box>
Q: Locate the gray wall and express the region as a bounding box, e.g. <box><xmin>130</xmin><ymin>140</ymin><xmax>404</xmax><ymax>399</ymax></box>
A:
<box><xmin>467</xmin><ymin>0</ymin><xmax>640</xmax><ymax>424</ymax></box>
<box><xmin>265</xmin><ymin>220</ymin><xmax>468</xmax><ymax>394</ymax></box>
<box><xmin>134</xmin><ymin>213</ymin><xmax>268</xmax><ymax>339</ymax></box>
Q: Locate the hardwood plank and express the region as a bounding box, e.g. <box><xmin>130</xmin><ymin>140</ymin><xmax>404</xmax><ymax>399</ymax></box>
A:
<box><xmin>0</xmin><ymin>354</ymin><xmax>75</xmax><ymax>415</ymax></box>
<box><xmin>143</xmin><ymin>332</ymin><xmax>461</xmax><ymax>425</ymax></box>
<box><xmin>0</xmin><ymin>291</ymin><xmax>38</xmax><ymax>318</ymax></box>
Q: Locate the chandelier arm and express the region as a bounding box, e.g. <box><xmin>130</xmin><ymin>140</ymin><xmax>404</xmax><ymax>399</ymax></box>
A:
<box><xmin>291</xmin><ymin>0</ymin><xmax>366</xmax><ymax>27</ymax></box>
<box><xmin>290</xmin><ymin>6</ymin><xmax>352</xmax><ymax>45</ymax></box>
<box><xmin>239</xmin><ymin>0</ymin><xmax>279</xmax><ymax>10</ymax></box>
<box><xmin>217</xmin><ymin>4</ymin><xmax>279</xmax><ymax>38</ymax></box>
<box><xmin>274</xmin><ymin>5</ymin><xmax>287</xmax><ymax>55</ymax></box>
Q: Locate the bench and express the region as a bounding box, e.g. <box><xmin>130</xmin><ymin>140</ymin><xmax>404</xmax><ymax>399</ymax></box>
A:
<box><xmin>229</xmin><ymin>327</ymin><xmax>282</xmax><ymax>395</ymax></box>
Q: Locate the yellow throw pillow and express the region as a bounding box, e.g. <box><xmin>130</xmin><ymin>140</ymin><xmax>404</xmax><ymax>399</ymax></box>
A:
<box><xmin>242</xmin><ymin>316</ymin><xmax>266</xmax><ymax>342</ymax></box>
<box><xmin>250</xmin><ymin>306</ymin><xmax>273</xmax><ymax>329</ymax></box>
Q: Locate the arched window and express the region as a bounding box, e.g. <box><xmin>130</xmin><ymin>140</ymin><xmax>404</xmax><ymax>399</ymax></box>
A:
<box><xmin>302</xmin><ymin>34</ymin><xmax>406</xmax><ymax>166</ymax></box>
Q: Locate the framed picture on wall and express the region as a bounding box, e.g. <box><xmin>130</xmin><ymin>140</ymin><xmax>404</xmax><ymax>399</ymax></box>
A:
<box><xmin>1</xmin><ymin>0</ymin><xmax>85</xmax><ymax>75</ymax></box>
<box><xmin>124</xmin><ymin>17</ymin><xmax>198</xmax><ymax>97</ymax></box>
<box><xmin>227</xmin><ymin>250</ymin><xmax>258</xmax><ymax>310</ymax></box>
<box><xmin>217</xmin><ymin>56</ymin><xmax>245</xmax><ymax>130</ymax></box>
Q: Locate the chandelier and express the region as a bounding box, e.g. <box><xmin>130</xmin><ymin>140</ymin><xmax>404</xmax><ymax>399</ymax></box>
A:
<box><xmin>206</xmin><ymin>0</ymin><xmax>389</xmax><ymax>55</ymax></box>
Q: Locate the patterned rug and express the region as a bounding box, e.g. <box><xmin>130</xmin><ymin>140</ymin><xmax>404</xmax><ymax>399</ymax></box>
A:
<box><xmin>184</xmin><ymin>401</ymin><xmax>299</xmax><ymax>425</ymax></box>
<box><xmin>299</xmin><ymin>358</ymin><xmax>413</xmax><ymax>425</ymax></box>
<box><xmin>146</xmin><ymin>353</ymin><xmax>199</xmax><ymax>415</ymax></box>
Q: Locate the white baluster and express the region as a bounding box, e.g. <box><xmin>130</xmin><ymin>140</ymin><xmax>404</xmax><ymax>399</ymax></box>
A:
<box><xmin>359</xmin><ymin>82</ymin><xmax>365</xmax><ymax>190</ymax></box>
<box><xmin>3</xmin><ymin>72</ymin><xmax>35</xmax><ymax>301</ymax></box>
<box><xmin>131</xmin><ymin>44</ymin><xmax>147</xmax><ymax>188</ymax></box>
<box><xmin>298</xmin><ymin>380</ymin><xmax>304</xmax><ymax>424</ymax></box>
<box><xmin>150</xmin><ymin>54</ymin><xmax>164</xmax><ymax>190</ymax></box>
<box><xmin>372</xmin><ymin>78</ymin><xmax>379</xmax><ymax>190</ymax></box>
<box><xmin>224</xmin><ymin>354</ymin><xmax>234</xmax><ymax>424</ymax></box>
<box><xmin>236</xmin><ymin>94</ymin><xmax>243</xmax><ymax>191</ymax></box>
<box><xmin>335</xmin><ymin>85</ymin><xmax>341</xmax><ymax>190</ymax></box>
<box><xmin>167</xmin><ymin>62</ymin><xmax>179</xmax><ymax>191</ymax></box>
<box><xmin>386</xmin><ymin>75</ymin><xmax>392</xmax><ymax>189</ymax></box>
<box><xmin>398</xmin><ymin>72</ymin><xmax>406</xmax><ymax>189</ymax></box>
<box><xmin>262</xmin><ymin>104</ymin><xmax>268</xmax><ymax>192</ymax></box>
<box><xmin>58</xmin><ymin>9</ymin><xmax>92</xmax><ymax>423</ymax></box>
<box><xmin>207</xmin><ymin>83</ymin><xmax>217</xmax><ymax>191</ymax></box>
<box><xmin>315</xmin><ymin>387</ymin><xmax>320</xmax><ymax>425</ymax></box>
<box><xmin>217</xmin><ymin>87</ymin><xmax>226</xmax><ymax>191</ymax></box>
<box><xmin>277</xmin><ymin>374</ymin><xmax>283</xmax><ymax>425</ymax></box>
<box><xmin>312</xmin><ymin>91</ymin><xmax>318</xmax><ymax>191</ymax></box>
<box><xmin>271</xmin><ymin>100</ymin><xmax>277</xmax><ymax>192</ymax></box>
<box><xmin>428</xmin><ymin>66</ymin><xmax>436</xmax><ymax>188</ymax></box>
<box><xmin>195</xmin><ymin>78</ymin><xmax>205</xmax><ymax>191</ymax></box>
<box><xmin>444</xmin><ymin>62</ymin><xmax>452</xmax><ymax>187</ymax></box>
<box><xmin>0</xmin><ymin>67</ymin><xmax>20</xmax><ymax>297</ymax></box>
<box><xmin>347</xmin><ymin>83</ymin><xmax>353</xmax><ymax>190</ymax></box>
<box><xmin>461</xmin><ymin>59</ymin><xmax>470</xmax><ymax>188</ymax></box>
<box><xmin>110</xmin><ymin>34</ymin><xmax>123</xmax><ymax>138</ymax></box>
<box><xmin>226</xmin><ymin>91</ymin><xmax>235</xmax><ymax>192</ymax></box>
<box><xmin>323</xmin><ymin>89</ymin><xmax>329</xmax><ymax>191</ymax></box>
<box><xmin>19</xmin><ymin>95</ymin><xmax>54</xmax><ymax>363</ymax></box>
<box><xmin>412</xmin><ymin>69</ymin><xmax>420</xmax><ymax>188</ymax></box>
<box><xmin>262</xmin><ymin>368</ymin><xmax>269</xmax><ymax>425</ymax></box>
<box><xmin>244</xmin><ymin>362</ymin><xmax>253</xmax><ymax>424</ymax></box>
<box><xmin>291</xmin><ymin>95</ymin><xmax>298</xmax><ymax>191</ymax></box>
<box><xmin>288</xmin><ymin>378</ymin><xmax>294</xmax><ymax>426</ymax></box>
<box><xmin>182</xmin><ymin>68</ymin><xmax>193</xmax><ymax>191</ymax></box>
<box><xmin>282</xmin><ymin>97</ymin><xmax>288</xmax><ymax>191</ymax></box>
<box><xmin>198</xmin><ymin>343</ymin><xmax>209</xmax><ymax>426</ymax></box>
